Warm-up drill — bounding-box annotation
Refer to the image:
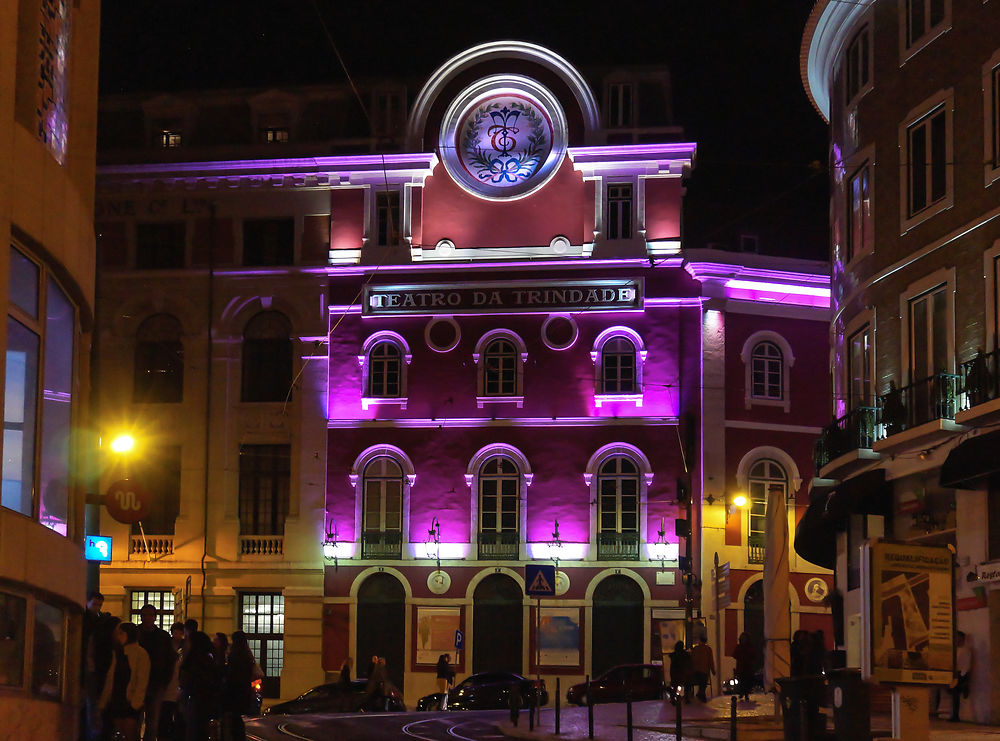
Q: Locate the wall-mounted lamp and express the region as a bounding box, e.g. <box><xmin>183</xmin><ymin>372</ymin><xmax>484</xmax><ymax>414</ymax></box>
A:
<box><xmin>653</xmin><ymin>516</ymin><xmax>672</xmax><ymax>568</ymax></box>
<box><xmin>726</xmin><ymin>493</ymin><xmax>747</xmax><ymax>523</ymax></box>
<box><xmin>426</xmin><ymin>516</ymin><xmax>441</xmax><ymax>570</ymax></box>
<box><xmin>323</xmin><ymin>517</ymin><xmax>339</xmax><ymax>567</ymax></box>
<box><xmin>549</xmin><ymin>519</ymin><xmax>563</xmax><ymax>570</ymax></box>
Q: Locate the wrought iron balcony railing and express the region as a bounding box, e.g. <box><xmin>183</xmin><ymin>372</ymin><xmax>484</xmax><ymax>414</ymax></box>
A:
<box><xmin>361</xmin><ymin>530</ymin><xmax>403</xmax><ymax>560</ymax></box>
<box><xmin>960</xmin><ymin>349</ymin><xmax>1000</xmax><ymax>411</ymax></box>
<box><xmin>813</xmin><ymin>405</ymin><xmax>879</xmax><ymax>470</ymax></box>
<box><xmin>477</xmin><ymin>530</ymin><xmax>519</xmax><ymax>560</ymax></box>
<box><xmin>878</xmin><ymin>373</ymin><xmax>960</xmax><ymax>438</ymax></box>
<box><xmin>596</xmin><ymin>531</ymin><xmax>640</xmax><ymax>561</ymax></box>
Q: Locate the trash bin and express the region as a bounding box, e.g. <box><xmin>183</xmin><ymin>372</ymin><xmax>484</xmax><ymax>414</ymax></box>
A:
<box><xmin>775</xmin><ymin>676</ymin><xmax>827</xmax><ymax>741</ymax></box>
<box><xmin>827</xmin><ymin>668</ymin><xmax>870</xmax><ymax>741</ymax></box>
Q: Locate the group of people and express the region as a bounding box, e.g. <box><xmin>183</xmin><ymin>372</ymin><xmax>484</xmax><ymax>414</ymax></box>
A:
<box><xmin>81</xmin><ymin>591</ymin><xmax>263</xmax><ymax>741</ymax></box>
<box><xmin>666</xmin><ymin>633</ymin><xmax>716</xmax><ymax>704</ymax></box>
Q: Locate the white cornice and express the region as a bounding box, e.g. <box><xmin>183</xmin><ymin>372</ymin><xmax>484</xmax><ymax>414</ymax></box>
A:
<box><xmin>801</xmin><ymin>0</ymin><xmax>874</xmax><ymax>121</ymax></box>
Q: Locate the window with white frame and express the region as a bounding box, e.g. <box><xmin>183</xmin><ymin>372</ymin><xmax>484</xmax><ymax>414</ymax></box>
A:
<box><xmin>607</xmin><ymin>83</ymin><xmax>634</xmax><ymax>128</ymax></box>
<box><xmin>479</xmin><ymin>456</ymin><xmax>519</xmax><ymax>535</ymax></box>
<box><xmin>848</xmin><ymin>324</ymin><xmax>874</xmax><ymax>409</ymax></box>
<box><xmin>747</xmin><ymin>460</ymin><xmax>787</xmax><ymax>564</ymax></box>
<box><xmin>847</xmin><ymin>158</ymin><xmax>872</xmax><ymax>262</ymax></box>
<box><xmin>901</xmin><ymin>0</ymin><xmax>949</xmax><ymax>54</ymax></box>
<box><xmin>908</xmin><ymin>283</ymin><xmax>949</xmax><ymax>381</ymax></box>
<box><xmin>901</xmin><ymin>92</ymin><xmax>953</xmax><ymax>226</ymax></box>
<box><xmin>993</xmin><ymin>64</ymin><xmax>1000</xmax><ymax>172</ymax></box>
<box><xmin>606</xmin><ymin>183</ymin><xmax>633</xmax><ymax>240</ymax></box>
<box><xmin>601</xmin><ymin>336</ymin><xmax>637</xmax><ymax>394</ymax></box>
<box><xmin>751</xmin><ymin>342</ymin><xmax>784</xmax><ymax>400</ymax></box>
<box><xmin>129</xmin><ymin>589</ymin><xmax>175</xmax><ymax>631</ymax></box>
<box><xmin>985</xmin><ymin>54</ymin><xmax>1000</xmax><ymax>184</ymax></box>
<box><xmin>263</xmin><ymin>127</ymin><xmax>289</xmax><ymax>144</ymax></box>
<box><xmin>367</xmin><ymin>341</ymin><xmax>402</xmax><ymax>397</ymax></box>
<box><xmin>240</xmin><ymin>592</ymin><xmax>284</xmax><ymax>698</ymax></box>
<box><xmin>845</xmin><ymin>24</ymin><xmax>871</xmax><ymax>104</ymax></box>
<box><xmin>374</xmin><ymin>190</ymin><xmax>401</xmax><ymax>247</ymax></box>
<box><xmin>483</xmin><ymin>338</ymin><xmax>518</xmax><ymax>396</ymax></box>
<box><xmin>361</xmin><ymin>457</ymin><xmax>403</xmax><ymax>559</ymax></box>
<box><xmin>597</xmin><ymin>456</ymin><xmax>639</xmax><ymax>536</ymax></box>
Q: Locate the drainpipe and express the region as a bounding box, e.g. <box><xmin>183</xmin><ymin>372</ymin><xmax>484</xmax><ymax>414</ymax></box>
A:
<box><xmin>200</xmin><ymin>202</ymin><xmax>216</xmax><ymax>625</ymax></box>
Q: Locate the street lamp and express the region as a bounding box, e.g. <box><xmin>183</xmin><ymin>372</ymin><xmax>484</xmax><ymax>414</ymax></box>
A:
<box><xmin>323</xmin><ymin>517</ymin><xmax>339</xmax><ymax>567</ymax></box>
<box><xmin>426</xmin><ymin>517</ymin><xmax>441</xmax><ymax>570</ymax></box>
<box><xmin>110</xmin><ymin>434</ymin><xmax>135</xmax><ymax>454</ymax></box>
<box><xmin>726</xmin><ymin>492</ymin><xmax>747</xmax><ymax>523</ymax></box>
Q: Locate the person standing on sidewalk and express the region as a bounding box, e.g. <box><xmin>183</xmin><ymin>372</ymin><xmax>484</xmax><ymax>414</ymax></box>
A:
<box><xmin>732</xmin><ymin>632</ymin><xmax>757</xmax><ymax>702</ymax></box>
<box><xmin>137</xmin><ymin>606</ymin><xmax>174</xmax><ymax>741</ymax></box>
<box><xmin>690</xmin><ymin>634</ymin><xmax>715</xmax><ymax>702</ymax></box>
<box><xmin>949</xmin><ymin>631</ymin><xmax>972</xmax><ymax>722</ymax></box>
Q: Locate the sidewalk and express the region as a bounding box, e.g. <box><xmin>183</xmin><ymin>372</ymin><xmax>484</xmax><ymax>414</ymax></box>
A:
<box><xmin>498</xmin><ymin>693</ymin><xmax>1000</xmax><ymax>741</ymax></box>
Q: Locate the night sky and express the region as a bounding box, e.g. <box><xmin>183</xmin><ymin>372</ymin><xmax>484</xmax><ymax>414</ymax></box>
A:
<box><xmin>98</xmin><ymin>1</ymin><xmax>830</xmax><ymax>260</ymax></box>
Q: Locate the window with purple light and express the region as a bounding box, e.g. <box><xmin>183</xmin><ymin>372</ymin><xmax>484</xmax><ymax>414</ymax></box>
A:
<box><xmin>483</xmin><ymin>338</ymin><xmax>518</xmax><ymax>396</ymax></box>
<box><xmin>847</xmin><ymin>159</ymin><xmax>872</xmax><ymax>262</ymax></box>
<box><xmin>601</xmin><ymin>337</ymin><xmax>637</xmax><ymax>394</ymax></box>
<box><xmin>368</xmin><ymin>341</ymin><xmax>403</xmax><ymax>397</ymax></box>
<box><xmin>848</xmin><ymin>325</ymin><xmax>874</xmax><ymax>409</ymax></box>
<box><xmin>361</xmin><ymin>457</ymin><xmax>403</xmax><ymax>560</ymax></box>
<box><xmin>478</xmin><ymin>456</ymin><xmax>520</xmax><ymax>559</ymax></box>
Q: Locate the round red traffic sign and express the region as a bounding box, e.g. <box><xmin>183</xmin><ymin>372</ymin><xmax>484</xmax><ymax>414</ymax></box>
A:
<box><xmin>105</xmin><ymin>479</ymin><xmax>152</xmax><ymax>524</ymax></box>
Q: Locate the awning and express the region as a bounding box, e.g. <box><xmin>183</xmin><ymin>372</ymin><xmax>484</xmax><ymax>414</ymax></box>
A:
<box><xmin>794</xmin><ymin>469</ymin><xmax>891</xmax><ymax>571</ymax></box>
<box><xmin>940</xmin><ymin>430</ymin><xmax>1000</xmax><ymax>489</ymax></box>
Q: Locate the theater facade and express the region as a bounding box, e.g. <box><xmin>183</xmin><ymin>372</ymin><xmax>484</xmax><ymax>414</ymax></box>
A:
<box><xmin>94</xmin><ymin>41</ymin><xmax>832</xmax><ymax>705</ymax></box>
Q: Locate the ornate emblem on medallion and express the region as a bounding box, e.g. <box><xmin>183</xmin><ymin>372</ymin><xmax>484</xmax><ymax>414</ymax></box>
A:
<box><xmin>440</xmin><ymin>75</ymin><xmax>568</xmax><ymax>200</ymax></box>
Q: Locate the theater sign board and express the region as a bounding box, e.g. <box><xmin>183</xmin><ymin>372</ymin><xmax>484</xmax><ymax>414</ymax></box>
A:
<box><xmin>363</xmin><ymin>279</ymin><xmax>642</xmax><ymax>316</ymax></box>
<box><xmin>862</xmin><ymin>540</ymin><xmax>954</xmax><ymax>685</ymax></box>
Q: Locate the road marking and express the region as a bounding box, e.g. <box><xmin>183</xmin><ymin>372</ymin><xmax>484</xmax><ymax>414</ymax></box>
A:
<box><xmin>402</xmin><ymin>717</ymin><xmax>444</xmax><ymax>740</ymax></box>
<box><xmin>274</xmin><ymin>722</ymin><xmax>317</xmax><ymax>740</ymax></box>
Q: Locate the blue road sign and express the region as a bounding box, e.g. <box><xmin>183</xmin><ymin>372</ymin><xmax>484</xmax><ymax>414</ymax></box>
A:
<box><xmin>454</xmin><ymin>629</ymin><xmax>464</xmax><ymax>650</ymax></box>
<box><xmin>85</xmin><ymin>535</ymin><xmax>112</xmax><ymax>562</ymax></box>
<box><xmin>525</xmin><ymin>563</ymin><xmax>557</xmax><ymax>597</ymax></box>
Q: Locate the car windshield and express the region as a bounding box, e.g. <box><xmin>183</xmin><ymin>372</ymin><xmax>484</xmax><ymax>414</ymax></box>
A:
<box><xmin>298</xmin><ymin>686</ymin><xmax>335</xmax><ymax>700</ymax></box>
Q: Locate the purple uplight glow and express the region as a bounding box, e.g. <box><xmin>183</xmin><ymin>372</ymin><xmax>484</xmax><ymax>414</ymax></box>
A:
<box><xmin>724</xmin><ymin>281</ymin><xmax>830</xmax><ymax>308</ymax></box>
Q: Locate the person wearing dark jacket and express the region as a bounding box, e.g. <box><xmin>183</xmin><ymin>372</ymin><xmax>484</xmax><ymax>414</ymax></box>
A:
<box><xmin>668</xmin><ymin>641</ymin><xmax>693</xmax><ymax>704</ymax></box>
<box><xmin>101</xmin><ymin>622</ymin><xmax>150</xmax><ymax>741</ymax></box>
<box><xmin>85</xmin><ymin>614</ymin><xmax>120</xmax><ymax>740</ymax></box>
<box><xmin>338</xmin><ymin>656</ymin><xmax>352</xmax><ymax>686</ymax></box>
<box><xmin>222</xmin><ymin>631</ymin><xmax>257</xmax><ymax>741</ymax></box>
<box><xmin>179</xmin><ymin>631</ymin><xmax>221</xmax><ymax>741</ymax></box>
<box><xmin>138</xmin><ymin>605</ymin><xmax>176</xmax><ymax>741</ymax></box>
<box><xmin>732</xmin><ymin>632</ymin><xmax>757</xmax><ymax>701</ymax></box>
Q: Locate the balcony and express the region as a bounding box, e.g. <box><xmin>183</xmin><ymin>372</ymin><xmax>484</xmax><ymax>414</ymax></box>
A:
<box><xmin>813</xmin><ymin>405</ymin><xmax>878</xmax><ymax>471</ymax></box>
<box><xmin>477</xmin><ymin>531</ymin><xmax>519</xmax><ymax>560</ymax></box>
<box><xmin>596</xmin><ymin>531</ymin><xmax>640</xmax><ymax>561</ymax></box>
<box><xmin>361</xmin><ymin>530</ymin><xmax>403</xmax><ymax>560</ymax></box>
<box><xmin>747</xmin><ymin>534</ymin><xmax>766</xmax><ymax>565</ymax></box>
<box><xmin>239</xmin><ymin>535</ymin><xmax>284</xmax><ymax>557</ymax></box>
<box><xmin>129</xmin><ymin>535</ymin><xmax>173</xmax><ymax>558</ymax></box>
<box><xmin>878</xmin><ymin>373</ymin><xmax>960</xmax><ymax>437</ymax></box>
<box><xmin>960</xmin><ymin>349</ymin><xmax>1000</xmax><ymax>412</ymax></box>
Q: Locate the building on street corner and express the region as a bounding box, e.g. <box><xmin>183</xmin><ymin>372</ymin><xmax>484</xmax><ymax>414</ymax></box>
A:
<box><xmin>94</xmin><ymin>41</ymin><xmax>832</xmax><ymax>706</ymax></box>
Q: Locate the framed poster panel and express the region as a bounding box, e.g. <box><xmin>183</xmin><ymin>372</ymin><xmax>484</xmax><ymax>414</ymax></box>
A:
<box><xmin>415</xmin><ymin>606</ymin><xmax>462</xmax><ymax>665</ymax></box>
<box><xmin>863</xmin><ymin>540</ymin><xmax>953</xmax><ymax>684</ymax></box>
<box><xmin>538</xmin><ymin>607</ymin><xmax>580</xmax><ymax>666</ymax></box>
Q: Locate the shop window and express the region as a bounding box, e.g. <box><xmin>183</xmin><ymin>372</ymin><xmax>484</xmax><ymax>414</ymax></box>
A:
<box><xmin>129</xmin><ymin>589</ymin><xmax>175</xmax><ymax>631</ymax></box>
<box><xmin>243</xmin><ymin>218</ymin><xmax>294</xmax><ymax>267</ymax></box>
<box><xmin>133</xmin><ymin>314</ymin><xmax>183</xmax><ymax>403</ymax></box>
<box><xmin>240</xmin><ymin>592</ymin><xmax>284</xmax><ymax>698</ymax></box>
<box><xmin>136</xmin><ymin>222</ymin><xmax>185</xmax><ymax>270</ymax></box>
<box><xmin>241</xmin><ymin>311</ymin><xmax>293</xmax><ymax>403</ymax></box>
<box><xmin>238</xmin><ymin>444</ymin><xmax>290</xmax><ymax>536</ymax></box>
<box><xmin>4</xmin><ymin>246</ymin><xmax>76</xmax><ymax>536</ymax></box>
<box><xmin>606</xmin><ymin>183</ymin><xmax>633</xmax><ymax>240</ymax></box>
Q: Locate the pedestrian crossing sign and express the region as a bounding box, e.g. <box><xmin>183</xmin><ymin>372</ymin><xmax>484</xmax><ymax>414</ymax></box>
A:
<box><xmin>525</xmin><ymin>564</ymin><xmax>556</xmax><ymax>596</ymax></box>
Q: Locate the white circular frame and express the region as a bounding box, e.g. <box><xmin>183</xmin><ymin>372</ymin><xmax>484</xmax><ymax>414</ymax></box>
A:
<box><xmin>438</xmin><ymin>74</ymin><xmax>568</xmax><ymax>202</ymax></box>
<box><xmin>424</xmin><ymin>316</ymin><xmax>461</xmax><ymax>353</ymax></box>
<box><xmin>541</xmin><ymin>314</ymin><xmax>579</xmax><ymax>351</ymax></box>
<box><xmin>428</xmin><ymin>570</ymin><xmax>452</xmax><ymax>595</ymax></box>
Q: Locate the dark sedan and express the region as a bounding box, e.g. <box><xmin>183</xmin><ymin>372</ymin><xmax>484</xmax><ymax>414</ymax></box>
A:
<box><xmin>264</xmin><ymin>679</ymin><xmax>406</xmax><ymax>715</ymax></box>
<box><xmin>417</xmin><ymin>672</ymin><xmax>548</xmax><ymax>711</ymax></box>
<box><xmin>566</xmin><ymin>664</ymin><xmax>665</xmax><ymax>705</ymax></box>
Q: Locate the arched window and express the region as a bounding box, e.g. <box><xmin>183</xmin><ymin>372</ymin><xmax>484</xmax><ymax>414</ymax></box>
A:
<box><xmin>477</xmin><ymin>456</ymin><xmax>520</xmax><ymax>559</ymax></box>
<box><xmin>483</xmin><ymin>338</ymin><xmax>518</xmax><ymax>396</ymax></box>
<box><xmin>241</xmin><ymin>311</ymin><xmax>293</xmax><ymax>402</ymax></box>
<box><xmin>361</xmin><ymin>457</ymin><xmax>403</xmax><ymax>559</ymax></box>
<box><xmin>368</xmin><ymin>341</ymin><xmax>402</xmax><ymax>397</ymax></box>
<box><xmin>596</xmin><ymin>456</ymin><xmax>640</xmax><ymax>560</ymax></box>
<box><xmin>747</xmin><ymin>459</ymin><xmax>787</xmax><ymax>564</ymax></box>
<box><xmin>750</xmin><ymin>342</ymin><xmax>783</xmax><ymax>400</ymax></box>
<box><xmin>601</xmin><ymin>337</ymin><xmax>637</xmax><ymax>394</ymax></box>
<box><xmin>133</xmin><ymin>313</ymin><xmax>183</xmax><ymax>403</ymax></box>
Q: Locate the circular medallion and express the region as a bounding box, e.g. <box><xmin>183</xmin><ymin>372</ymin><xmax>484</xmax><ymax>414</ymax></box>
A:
<box><xmin>440</xmin><ymin>75</ymin><xmax>568</xmax><ymax>201</ymax></box>
<box><xmin>804</xmin><ymin>577</ymin><xmax>829</xmax><ymax>603</ymax></box>
<box><xmin>541</xmin><ymin>314</ymin><xmax>578</xmax><ymax>351</ymax></box>
<box><xmin>554</xmin><ymin>570</ymin><xmax>570</xmax><ymax>596</ymax></box>
<box><xmin>428</xmin><ymin>570</ymin><xmax>451</xmax><ymax>595</ymax></box>
<box><xmin>425</xmin><ymin>316</ymin><xmax>461</xmax><ymax>353</ymax></box>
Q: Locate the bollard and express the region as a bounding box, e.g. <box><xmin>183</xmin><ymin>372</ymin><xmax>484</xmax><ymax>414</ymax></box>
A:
<box><xmin>528</xmin><ymin>690</ymin><xmax>535</xmax><ymax>731</ymax></box>
<box><xmin>555</xmin><ymin>677</ymin><xmax>561</xmax><ymax>735</ymax></box>
<box><xmin>586</xmin><ymin>674</ymin><xmax>594</xmax><ymax>740</ymax></box>
<box><xmin>675</xmin><ymin>686</ymin><xmax>683</xmax><ymax>741</ymax></box>
<box><xmin>799</xmin><ymin>695</ymin><xmax>809</xmax><ymax>741</ymax></box>
<box><xmin>730</xmin><ymin>695</ymin><xmax>737</xmax><ymax>741</ymax></box>
<box><xmin>626</xmin><ymin>686</ymin><xmax>633</xmax><ymax>741</ymax></box>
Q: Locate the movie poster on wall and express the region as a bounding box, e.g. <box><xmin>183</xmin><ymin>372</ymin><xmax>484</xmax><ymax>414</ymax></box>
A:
<box><xmin>538</xmin><ymin>607</ymin><xmax>580</xmax><ymax>666</ymax></box>
<box><xmin>415</xmin><ymin>607</ymin><xmax>461</xmax><ymax>665</ymax></box>
<box><xmin>864</xmin><ymin>540</ymin><xmax>954</xmax><ymax>685</ymax></box>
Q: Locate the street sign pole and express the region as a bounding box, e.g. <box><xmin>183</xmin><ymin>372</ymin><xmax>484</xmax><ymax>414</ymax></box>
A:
<box><xmin>714</xmin><ymin>552</ymin><xmax>722</xmax><ymax>692</ymax></box>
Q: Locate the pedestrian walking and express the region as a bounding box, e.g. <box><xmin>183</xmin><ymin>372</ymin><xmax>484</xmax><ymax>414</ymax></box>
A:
<box><xmin>222</xmin><ymin>631</ymin><xmax>257</xmax><ymax>741</ymax></box>
<box><xmin>950</xmin><ymin>631</ymin><xmax>973</xmax><ymax>722</ymax></box>
<box><xmin>689</xmin><ymin>633</ymin><xmax>715</xmax><ymax>702</ymax></box>
<box><xmin>436</xmin><ymin>654</ymin><xmax>455</xmax><ymax>709</ymax></box>
<box><xmin>732</xmin><ymin>632</ymin><xmax>757</xmax><ymax>702</ymax></box>
<box><xmin>138</xmin><ymin>605</ymin><xmax>176</xmax><ymax>741</ymax></box>
<box><xmin>668</xmin><ymin>640</ymin><xmax>693</xmax><ymax>704</ymax></box>
<box><xmin>790</xmin><ymin>630</ymin><xmax>810</xmax><ymax>677</ymax></box>
<box><xmin>102</xmin><ymin>622</ymin><xmax>151</xmax><ymax>741</ymax></box>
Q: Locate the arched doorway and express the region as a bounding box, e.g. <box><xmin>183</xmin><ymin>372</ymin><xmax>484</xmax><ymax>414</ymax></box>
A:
<box><xmin>743</xmin><ymin>580</ymin><xmax>765</xmax><ymax>678</ymax></box>
<box><xmin>473</xmin><ymin>573</ymin><xmax>523</xmax><ymax>674</ymax></box>
<box><xmin>356</xmin><ymin>573</ymin><xmax>406</xmax><ymax>692</ymax></box>
<box><xmin>592</xmin><ymin>575</ymin><xmax>644</xmax><ymax>676</ymax></box>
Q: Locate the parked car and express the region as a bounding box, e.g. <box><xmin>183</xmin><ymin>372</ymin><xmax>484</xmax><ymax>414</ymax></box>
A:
<box><xmin>416</xmin><ymin>672</ymin><xmax>548</xmax><ymax>711</ymax></box>
<box><xmin>566</xmin><ymin>664</ymin><xmax>665</xmax><ymax>705</ymax></box>
<box><xmin>264</xmin><ymin>679</ymin><xmax>406</xmax><ymax>715</ymax></box>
